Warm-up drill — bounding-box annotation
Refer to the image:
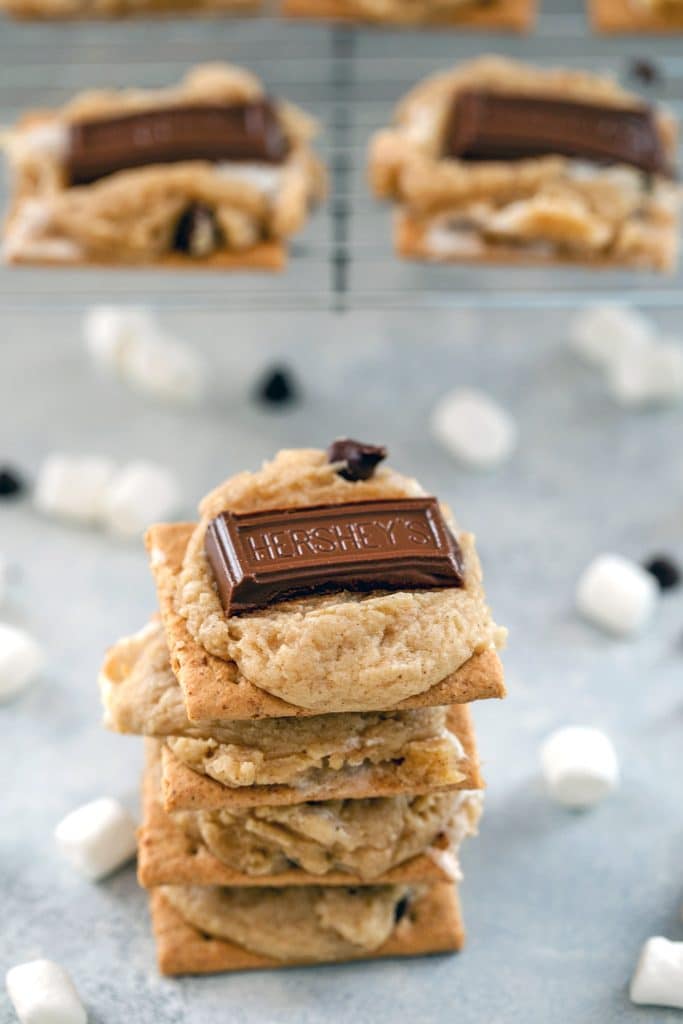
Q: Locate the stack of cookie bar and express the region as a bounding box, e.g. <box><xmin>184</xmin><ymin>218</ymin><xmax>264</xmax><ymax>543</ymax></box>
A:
<box><xmin>99</xmin><ymin>442</ymin><xmax>506</xmax><ymax>974</ymax></box>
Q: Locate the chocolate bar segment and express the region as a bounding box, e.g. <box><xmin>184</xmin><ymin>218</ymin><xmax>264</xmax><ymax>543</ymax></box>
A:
<box><xmin>205</xmin><ymin>498</ymin><xmax>465</xmax><ymax>616</ymax></box>
<box><xmin>444</xmin><ymin>90</ymin><xmax>671</xmax><ymax>176</ymax></box>
<box><xmin>67</xmin><ymin>100</ymin><xmax>289</xmax><ymax>186</ymax></box>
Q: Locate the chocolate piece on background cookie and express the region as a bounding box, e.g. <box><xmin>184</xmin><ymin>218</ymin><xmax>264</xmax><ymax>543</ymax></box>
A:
<box><xmin>369</xmin><ymin>56</ymin><xmax>679</xmax><ymax>271</ymax></box>
<box><xmin>149</xmin><ymin>881</ymin><xmax>465</xmax><ymax>975</ymax></box>
<box><xmin>3</xmin><ymin>65</ymin><xmax>326</xmax><ymax>268</ymax></box>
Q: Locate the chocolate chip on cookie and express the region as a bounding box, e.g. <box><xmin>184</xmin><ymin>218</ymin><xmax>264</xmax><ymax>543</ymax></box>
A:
<box><xmin>327</xmin><ymin>439</ymin><xmax>387</xmax><ymax>481</ymax></box>
<box><xmin>172</xmin><ymin>204</ymin><xmax>221</xmax><ymax>258</ymax></box>
<box><xmin>394</xmin><ymin>896</ymin><xmax>410</xmax><ymax>923</ymax></box>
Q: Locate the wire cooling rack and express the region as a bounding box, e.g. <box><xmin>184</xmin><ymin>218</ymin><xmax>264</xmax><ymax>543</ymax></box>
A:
<box><xmin>0</xmin><ymin>10</ymin><xmax>682</xmax><ymax>311</ymax></box>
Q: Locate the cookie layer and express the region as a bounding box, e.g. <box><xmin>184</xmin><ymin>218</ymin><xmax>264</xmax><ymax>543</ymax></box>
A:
<box><xmin>139</xmin><ymin>741</ymin><xmax>481</xmax><ymax>886</ymax></box>
<box><xmin>150</xmin><ymin>882</ymin><xmax>464</xmax><ymax>974</ymax></box>
<box><xmin>589</xmin><ymin>0</ymin><xmax>683</xmax><ymax>31</ymax></box>
<box><xmin>159</xmin><ymin>703</ymin><xmax>482</xmax><ymax>811</ymax></box>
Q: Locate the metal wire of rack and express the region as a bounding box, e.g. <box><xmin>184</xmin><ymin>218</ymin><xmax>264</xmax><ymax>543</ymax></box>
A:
<box><xmin>0</xmin><ymin>10</ymin><xmax>682</xmax><ymax>311</ymax></box>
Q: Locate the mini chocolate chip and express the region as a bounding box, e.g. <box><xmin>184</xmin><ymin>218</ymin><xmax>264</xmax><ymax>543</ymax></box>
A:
<box><xmin>644</xmin><ymin>555</ymin><xmax>681</xmax><ymax>591</ymax></box>
<box><xmin>327</xmin><ymin>438</ymin><xmax>387</xmax><ymax>482</ymax></box>
<box><xmin>256</xmin><ymin>366</ymin><xmax>299</xmax><ymax>406</ymax></box>
<box><xmin>629</xmin><ymin>59</ymin><xmax>661</xmax><ymax>86</ymax></box>
<box><xmin>0</xmin><ymin>466</ymin><xmax>26</xmax><ymax>498</ymax></box>
<box><xmin>173</xmin><ymin>203</ymin><xmax>221</xmax><ymax>258</ymax></box>
<box><xmin>394</xmin><ymin>896</ymin><xmax>410</xmax><ymax>923</ymax></box>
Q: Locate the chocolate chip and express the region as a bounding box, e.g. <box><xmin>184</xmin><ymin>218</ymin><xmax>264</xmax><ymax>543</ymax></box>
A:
<box><xmin>629</xmin><ymin>59</ymin><xmax>661</xmax><ymax>86</ymax></box>
<box><xmin>327</xmin><ymin>438</ymin><xmax>387</xmax><ymax>482</ymax></box>
<box><xmin>0</xmin><ymin>466</ymin><xmax>26</xmax><ymax>498</ymax></box>
<box><xmin>256</xmin><ymin>366</ymin><xmax>299</xmax><ymax>406</ymax></box>
<box><xmin>172</xmin><ymin>203</ymin><xmax>221</xmax><ymax>258</ymax></box>
<box><xmin>394</xmin><ymin>896</ymin><xmax>410</xmax><ymax>923</ymax></box>
<box><xmin>644</xmin><ymin>555</ymin><xmax>681</xmax><ymax>591</ymax></box>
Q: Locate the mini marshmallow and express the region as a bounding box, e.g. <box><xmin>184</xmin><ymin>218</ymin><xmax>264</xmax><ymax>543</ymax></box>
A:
<box><xmin>6</xmin><ymin>959</ymin><xmax>86</xmax><ymax>1024</ymax></box>
<box><xmin>123</xmin><ymin>333</ymin><xmax>204</xmax><ymax>406</ymax></box>
<box><xmin>431</xmin><ymin>388</ymin><xmax>517</xmax><ymax>469</ymax></box>
<box><xmin>34</xmin><ymin>455</ymin><xmax>116</xmax><ymax>526</ymax></box>
<box><xmin>83</xmin><ymin>305</ymin><xmax>157</xmax><ymax>376</ymax></box>
<box><xmin>576</xmin><ymin>553</ymin><xmax>658</xmax><ymax>636</ymax></box>
<box><xmin>607</xmin><ymin>340</ymin><xmax>683</xmax><ymax>408</ymax></box>
<box><xmin>55</xmin><ymin>797</ymin><xmax>136</xmax><ymax>880</ymax></box>
<box><xmin>569</xmin><ymin>304</ymin><xmax>654</xmax><ymax>367</ymax></box>
<box><xmin>540</xmin><ymin>726</ymin><xmax>619</xmax><ymax>809</ymax></box>
<box><xmin>102</xmin><ymin>461</ymin><xmax>179</xmax><ymax>539</ymax></box>
<box><xmin>0</xmin><ymin>623</ymin><xmax>44</xmax><ymax>701</ymax></box>
<box><xmin>630</xmin><ymin>937</ymin><xmax>683</xmax><ymax>1009</ymax></box>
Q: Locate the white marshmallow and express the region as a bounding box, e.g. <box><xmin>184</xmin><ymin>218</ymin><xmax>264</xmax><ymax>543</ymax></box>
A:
<box><xmin>83</xmin><ymin>306</ymin><xmax>157</xmax><ymax>376</ymax></box>
<box><xmin>0</xmin><ymin>623</ymin><xmax>44</xmax><ymax>701</ymax></box>
<box><xmin>6</xmin><ymin>959</ymin><xmax>86</xmax><ymax>1024</ymax></box>
<box><xmin>569</xmin><ymin>304</ymin><xmax>654</xmax><ymax>367</ymax></box>
<box><xmin>34</xmin><ymin>455</ymin><xmax>116</xmax><ymax>526</ymax></box>
<box><xmin>102</xmin><ymin>461</ymin><xmax>179</xmax><ymax>539</ymax></box>
<box><xmin>540</xmin><ymin>726</ymin><xmax>619</xmax><ymax>809</ymax></box>
<box><xmin>431</xmin><ymin>388</ymin><xmax>517</xmax><ymax>469</ymax></box>
<box><xmin>576</xmin><ymin>553</ymin><xmax>658</xmax><ymax>636</ymax></box>
<box><xmin>123</xmin><ymin>333</ymin><xmax>204</xmax><ymax>406</ymax></box>
<box><xmin>55</xmin><ymin>797</ymin><xmax>136</xmax><ymax>880</ymax></box>
<box><xmin>630</xmin><ymin>937</ymin><xmax>683</xmax><ymax>1009</ymax></box>
<box><xmin>608</xmin><ymin>340</ymin><xmax>683</xmax><ymax>408</ymax></box>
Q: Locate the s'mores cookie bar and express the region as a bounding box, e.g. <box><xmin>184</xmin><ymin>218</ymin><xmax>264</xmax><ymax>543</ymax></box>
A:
<box><xmin>3</xmin><ymin>64</ymin><xmax>326</xmax><ymax>268</ymax></box>
<box><xmin>145</xmin><ymin>442</ymin><xmax>505</xmax><ymax>721</ymax></box>
<box><xmin>0</xmin><ymin>0</ymin><xmax>259</xmax><ymax>18</ymax></box>
<box><xmin>589</xmin><ymin>0</ymin><xmax>683</xmax><ymax>32</ymax></box>
<box><xmin>369</xmin><ymin>56</ymin><xmax>679</xmax><ymax>271</ymax></box>
<box><xmin>150</xmin><ymin>881</ymin><xmax>465</xmax><ymax>974</ymax></box>
<box><xmin>283</xmin><ymin>0</ymin><xmax>534</xmax><ymax>31</ymax></box>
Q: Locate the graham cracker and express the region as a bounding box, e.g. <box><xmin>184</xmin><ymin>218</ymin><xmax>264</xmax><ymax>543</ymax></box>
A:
<box><xmin>588</xmin><ymin>0</ymin><xmax>683</xmax><ymax>31</ymax></box>
<box><xmin>282</xmin><ymin>0</ymin><xmax>535</xmax><ymax>29</ymax></box>
<box><xmin>145</xmin><ymin>522</ymin><xmax>506</xmax><ymax>723</ymax></box>
<box><xmin>149</xmin><ymin>882</ymin><xmax>465</xmax><ymax>975</ymax></box>
<box><xmin>140</xmin><ymin>742</ymin><xmax>463</xmax><ymax>887</ymax></box>
<box><xmin>5</xmin><ymin>238</ymin><xmax>286</xmax><ymax>271</ymax></box>
<box><xmin>395</xmin><ymin>210</ymin><xmax>678</xmax><ymax>273</ymax></box>
<box><xmin>139</xmin><ymin>740</ymin><xmax>465</xmax><ymax>888</ymax></box>
<box><xmin>160</xmin><ymin>703</ymin><xmax>483</xmax><ymax>811</ymax></box>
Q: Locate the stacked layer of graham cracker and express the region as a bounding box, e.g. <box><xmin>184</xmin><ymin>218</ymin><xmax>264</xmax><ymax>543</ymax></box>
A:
<box><xmin>99</xmin><ymin>445</ymin><xmax>506</xmax><ymax>974</ymax></box>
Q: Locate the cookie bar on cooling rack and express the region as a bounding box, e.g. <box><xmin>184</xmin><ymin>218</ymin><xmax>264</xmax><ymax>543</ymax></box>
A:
<box><xmin>368</xmin><ymin>56</ymin><xmax>679</xmax><ymax>271</ymax></box>
<box><xmin>3</xmin><ymin>64</ymin><xmax>326</xmax><ymax>268</ymax></box>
